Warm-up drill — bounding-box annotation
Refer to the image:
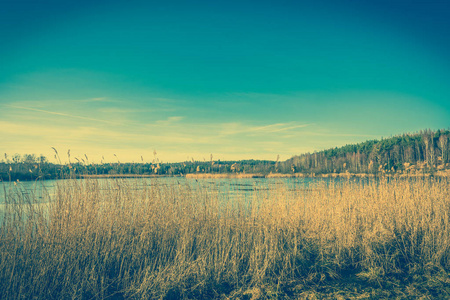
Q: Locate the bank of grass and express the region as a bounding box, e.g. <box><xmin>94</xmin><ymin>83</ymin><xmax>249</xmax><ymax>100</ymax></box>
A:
<box><xmin>1</xmin><ymin>177</ymin><xmax>450</xmax><ymax>299</ymax></box>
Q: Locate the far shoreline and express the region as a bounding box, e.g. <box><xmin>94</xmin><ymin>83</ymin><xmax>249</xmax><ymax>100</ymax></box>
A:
<box><xmin>3</xmin><ymin>171</ymin><xmax>450</xmax><ymax>182</ymax></box>
<box><xmin>80</xmin><ymin>171</ymin><xmax>450</xmax><ymax>179</ymax></box>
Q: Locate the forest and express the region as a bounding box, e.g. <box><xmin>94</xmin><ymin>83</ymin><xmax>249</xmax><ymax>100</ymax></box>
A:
<box><xmin>1</xmin><ymin>129</ymin><xmax>449</xmax><ymax>181</ymax></box>
<box><xmin>286</xmin><ymin>128</ymin><xmax>450</xmax><ymax>174</ymax></box>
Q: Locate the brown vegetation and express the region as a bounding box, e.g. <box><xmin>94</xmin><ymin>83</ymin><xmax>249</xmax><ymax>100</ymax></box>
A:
<box><xmin>1</xmin><ymin>177</ymin><xmax>450</xmax><ymax>299</ymax></box>
<box><xmin>80</xmin><ymin>174</ymin><xmax>174</xmax><ymax>178</ymax></box>
<box><xmin>185</xmin><ymin>173</ymin><xmax>265</xmax><ymax>179</ymax></box>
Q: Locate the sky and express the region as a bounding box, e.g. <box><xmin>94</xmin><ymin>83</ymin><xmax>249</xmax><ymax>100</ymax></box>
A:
<box><xmin>1</xmin><ymin>0</ymin><xmax>449</xmax><ymax>163</ymax></box>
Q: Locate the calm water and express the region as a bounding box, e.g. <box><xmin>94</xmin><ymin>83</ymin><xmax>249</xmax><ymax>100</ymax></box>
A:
<box><xmin>0</xmin><ymin>176</ymin><xmax>364</xmax><ymax>224</ymax></box>
<box><xmin>0</xmin><ymin>176</ymin><xmax>348</xmax><ymax>202</ymax></box>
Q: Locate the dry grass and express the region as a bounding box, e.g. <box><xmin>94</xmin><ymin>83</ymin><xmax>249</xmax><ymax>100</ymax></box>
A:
<box><xmin>80</xmin><ymin>174</ymin><xmax>171</xmax><ymax>178</ymax></box>
<box><xmin>1</xmin><ymin>177</ymin><xmax>450</xmax><ymax>299</ymax></box>
<box><xmin>185</xmin><ymin>173</ymin><xmax>265</xmax><ymax>179</ymax></box>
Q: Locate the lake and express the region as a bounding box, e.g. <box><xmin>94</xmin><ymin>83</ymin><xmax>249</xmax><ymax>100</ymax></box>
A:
<box><xmin>0</xmin><ymin>176</ymin><xmax>356</xmax><ymax>202</ymax></box>
<box><xmin>0</xmin><ymin>176</ymin><xmax>367</xmax><ymax>224</ymax></box>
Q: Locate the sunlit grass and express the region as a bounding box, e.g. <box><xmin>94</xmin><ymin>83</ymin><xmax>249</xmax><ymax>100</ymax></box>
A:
<box><xmin>1</xmin><ymin>177</ymin><xmax>450</xmax><ymax>299</ymax></box>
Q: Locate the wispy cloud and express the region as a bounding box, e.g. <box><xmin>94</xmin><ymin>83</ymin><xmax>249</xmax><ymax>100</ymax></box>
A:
<box><xmin>155</xmin><ymin>116</ymin><xmax>185</xmax><ymax>126</ymax></box>
<box><xmin>77</xmin><ymin>97</ymin><xmax>126</xmax><ymax>103</ymax></box>
<box><xmin>220</xmin><ymin>122</ymin><xmax>313</xmax><ymax>136</ymax></box>
<box><xmin>299</xmin><ymin>131</ymin><xmax>380</xmax><ymax>138</ymax></box>
<box><xmin>251</xmin><ymin>123</ymin><xmax>313</xmax><ymax>133</ymax></box>
<box><xmin>0</xmin><ymin>104</ymin><xmax>383</xmax><ymax>163</ymax></box>
<box><xmin>98</xmin><ymin>107</ymin><xmax>152</xmax><ymax>114</ymax></box>
<box><xmin>4</xmin><ymin>104</ymin><xmax>123</xmax><ymax>125</ymax></box>
<box><xmin>167</xmin><ymin>116</ymin><xmax>184</xmax><ymax>122</ymax></box>
<box><xmin>76</xmin><ymin>97</ymin><xmax>120</xmax><ymax>103</ymax></box>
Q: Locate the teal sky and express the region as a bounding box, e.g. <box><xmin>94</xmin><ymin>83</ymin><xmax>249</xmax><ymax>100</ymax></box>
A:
<box><xmin>1</xmin><ymin>0</ymin><xmax>449</xmax><ymax>163</ymax></box>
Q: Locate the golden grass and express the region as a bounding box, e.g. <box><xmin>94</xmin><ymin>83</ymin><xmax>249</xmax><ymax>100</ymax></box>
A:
<box><xmin>185</xmin><ymin>173</ymin><xmax>265</xmax><ymax>179</ymax></box>
<box><xmin>1</xmin><ymin>177</ymin><xmax>450</xmax><ymax>299</ymax></box>
<box><xmin>80</xmin><ymin>174</ymin><xmax>171</xmax><ymax>178</ymax></box>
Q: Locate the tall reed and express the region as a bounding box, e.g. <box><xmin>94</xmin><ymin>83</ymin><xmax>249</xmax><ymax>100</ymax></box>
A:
<box><xmin>0</xmin><ymin>177</ymin><xmax>449</xmax><ymax>299</ymax></box>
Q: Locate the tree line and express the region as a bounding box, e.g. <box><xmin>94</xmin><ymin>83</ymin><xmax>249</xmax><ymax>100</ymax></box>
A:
<box><xmin>285</xmin><ymin>129</ymin><xmax>450</xmax><ymax>174</ymax></box>
<box><xmin>0</xmin><ymin>154</ymin><xmax>279</xmax><ymax>181</ymax></box>
<box><xmin>1</xmin><ymin>129</ymin><xmax>449</xmax><ymax>181</ymax></box>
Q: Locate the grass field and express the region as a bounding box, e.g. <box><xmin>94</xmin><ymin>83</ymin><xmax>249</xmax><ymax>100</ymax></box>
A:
<box><xmin>1</xmin><ymin>177</ymin><xmax>450</xmax><ymax>299</ymax></box>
